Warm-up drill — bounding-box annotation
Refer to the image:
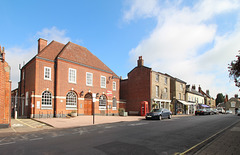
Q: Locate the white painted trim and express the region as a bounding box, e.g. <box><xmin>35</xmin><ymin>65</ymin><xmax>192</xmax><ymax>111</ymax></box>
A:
<box><xmin>153</xmin><ymin>98</ymin><xmax>171</xmax><ymax>103</ymax></box>
<box><xmin>56</xmin><ymin>96</ymin><xmax>66</xmax><ymax>99</ymax></box>
<box><xmin>31</xmin><ymin>95</ymin><xmax>41</xmax><ymax>98</ymax></box>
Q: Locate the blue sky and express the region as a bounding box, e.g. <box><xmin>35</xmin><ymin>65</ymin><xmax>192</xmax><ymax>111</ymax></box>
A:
<box><xmin>1</xmin><ymin>0</ymin><xmax>240</xmax><ymax>98</ymax></box>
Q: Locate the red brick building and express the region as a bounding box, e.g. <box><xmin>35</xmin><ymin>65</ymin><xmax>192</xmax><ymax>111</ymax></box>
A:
<box><xmin>0</xmin><ymin>46</ymin><xmax>11</xmax><ymax>127</ymax></box>
<box><xmin>17</xmin><ymin>38</ymin><xmax>120</xmax><ymax>118</ymax></box>
<box><xmin>120</xmin><ymin>56</ymin><xmax>171</xmax><ymax>115</ymax></box>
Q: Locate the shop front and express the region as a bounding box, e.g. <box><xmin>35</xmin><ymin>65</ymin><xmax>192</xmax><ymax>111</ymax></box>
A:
<box><xmin>153</xmin><ymin>99</ymin><xmax>171</xmax><ymax>111</ymax></box>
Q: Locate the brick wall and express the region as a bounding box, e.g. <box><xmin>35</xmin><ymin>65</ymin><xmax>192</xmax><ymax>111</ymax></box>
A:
<box><xmin>124</xmin><ymin>66</ymin><xmax>151</xmax><ymax>114</ymax></box>
<box><xmin>0</xmin><ymin>48</ymin><xmax>11</xmax><ymax>127</ymax></box>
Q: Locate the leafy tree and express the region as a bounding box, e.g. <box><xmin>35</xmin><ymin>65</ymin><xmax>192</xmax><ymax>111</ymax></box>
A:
<box><xmin>216</xmin><ymin>93</ymin><xmax>224</xmax><ymax>106</ymax></box>
<box><xmin>228</xmin><ymin>51</ymin><xmax>240</xmax><ymax>88</ymax></box>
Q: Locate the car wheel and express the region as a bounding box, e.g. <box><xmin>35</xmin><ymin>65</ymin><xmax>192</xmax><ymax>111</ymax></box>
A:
<box><xmin>158</xmin><ymin>115</ymin><xmax>162</xmax><ymax>120</ymax></box>
<box><xmin>168</xmin><ymin>114</ymin><xmax>172</xmax><ymax>119</ymax></box>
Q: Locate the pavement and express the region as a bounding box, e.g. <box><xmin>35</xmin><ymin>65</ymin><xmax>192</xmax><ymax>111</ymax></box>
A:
<box><xmin>0</xmin><ymin>114</ymin><xmax>239</xmax><ymax>154</ymax></box>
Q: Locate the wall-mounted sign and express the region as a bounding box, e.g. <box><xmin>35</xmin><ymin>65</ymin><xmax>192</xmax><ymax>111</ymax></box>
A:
<box><xmin>106</xmin><ymin>90</ymin><xmax>112</xmax><ymax>96</ymax></box>
<box><xmin>231</xmin><ymin>101</ymin><xmax>236</xmax><ymax>107</ymax></box>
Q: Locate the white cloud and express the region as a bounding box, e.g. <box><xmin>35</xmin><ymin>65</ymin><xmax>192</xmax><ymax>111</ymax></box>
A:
<box><xmin>123</xmin><ymin>0</ymin><xmax>160</xmax><ymax>21</ymax></box>
<box><xmin>36</xmin><ymin>26</ymin><xmax>70</xmax><ymax>44</ymax></box>
<box><xmin>6</xmin><ymin>27</ymin><xmax>71</xmax><ymax>89</ymax></box>
<box><xmin>124</xmin><ymin>0</ymin><xmax>240</xmax><ymax>98</ymax></box>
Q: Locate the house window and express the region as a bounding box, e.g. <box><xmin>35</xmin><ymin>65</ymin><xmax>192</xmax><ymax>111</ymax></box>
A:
<box><xmin>180</xmin><ymin>84</ymin><xmax>183</xmax><ymax>91</ymax></box>
<box><xmin>101</xmin><ymin>76</ymin><xmax>106</xmax><ymax>88</ymax></box>
<box><xmin>86</xmin><ymin>72</ymin><xmax>93</xmax><ymax>86</ymax></box>
<box><xmin>113</xmin><ymin>81</ymin><xmax>116</xmax><ymax>91</ymax></box>
<box><xmin>162</xmin><ymin>88</ymin><xmax>168</xmax><ymax>98</ymax></box>
<box><xmin>179</xmin><ymin>93</ymin><xmax>181</xmax><ymax>100</ymax></box>
<box><xmin>156</xmin><ymin>74</ymin><xmax>159</xmax><ymax>82</ymax></box>
<box><xmin>42</xmin><ymin>91</ymin><xmax>52</xmax><ymax>108</ymax></box>
<box><xmin>99</xmin><ymin>95</ymin><xmax>107</xmax><ymax>110</ymax></box>
<box><xmin>66</xmin><ymin>91</ymin><xmax>77</xmax><ymax>108</ymax></box>
<box><xmin>25</xmin><ymin>92</ymin><xmax>29</xmax><ymax>106</ymax></box>
<box><xmin>69</xmin><ymin>68</ymin><xmax>76</xmax><ymax>83</ymax></box>
<box><xmin>156</xmin><ymin>86</ymin><xmax>159</xmax><ymax>97</ymax></box>
<box><xmin>165</xmin><ymin>77</ymin><xmax>168</xmax><ymax>85</ymax></box>
<box><xmin>44</xmin><ymin>67</ymin><xmax>51</xmax><ymax>80</ymax></box>
<box><xmin>112</xmin><ymin>97</ymin><xmax>117</xmax><ymax>110</ymax></box>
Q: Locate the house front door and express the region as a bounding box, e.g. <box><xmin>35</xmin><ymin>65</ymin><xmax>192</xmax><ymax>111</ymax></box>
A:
<box><xmin>84</xmin><ymin>93</ymin><xmax>92</xmax><ymax>115</ymax></box>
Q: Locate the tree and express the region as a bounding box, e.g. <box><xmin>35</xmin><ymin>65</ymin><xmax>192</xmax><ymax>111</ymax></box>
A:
<box><xmin>228</xmin><ymin>51</ymin><xmax>240</xmax><ymax>88</ymax></box>
<box><xmin>216</xmin><ymin>93</ymin><xmax>224</xmax><ymax>106</ymax></box>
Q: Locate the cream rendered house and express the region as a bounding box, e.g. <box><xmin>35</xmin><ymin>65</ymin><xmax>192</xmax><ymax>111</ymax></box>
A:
<box><xmin>186</xmin><ymin>85</ymin><xmax>204</xmax><ymax>114</ymax></box>
<box><xmin>151</xmin><ymin>71</ymin><xmax>171</xmax><ymax>110</ymax></box>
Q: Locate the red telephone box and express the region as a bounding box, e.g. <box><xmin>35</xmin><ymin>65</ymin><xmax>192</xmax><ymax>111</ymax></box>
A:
<box><xmin>141</xmin><ymin>101</ymin><xmax>149</xmax><ymax>116</ymax></box>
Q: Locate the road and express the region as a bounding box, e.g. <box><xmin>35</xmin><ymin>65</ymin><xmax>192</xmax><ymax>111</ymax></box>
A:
<box><xmin>0</xmin><ymin>114</ymin><xmax>239</xmax><ymax>155</ymax></box>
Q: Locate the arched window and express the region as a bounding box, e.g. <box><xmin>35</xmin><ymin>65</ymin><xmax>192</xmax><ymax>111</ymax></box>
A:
<box><xmin>42</xmin><ymin>91</ymin><xmax>52</xmax><ymax>108</ymax></box>
<box><xmin>66</xmin><ymin>91</ymin><xmax>77</xmax><ymax>108</ymax></box>
<box><xmin>112</xmin><ymin>97</ymin><xmax>117</xmax><ymax>110</ymax></box>
<box><xmin>99</xmin><ymin>95</ymin><xmax>107</xmax><ymax>110</ymax></box>
<box><xmin>99</xmin><ymin>95</ymin><xmax>106</xmax><ymax>106</ymax></box>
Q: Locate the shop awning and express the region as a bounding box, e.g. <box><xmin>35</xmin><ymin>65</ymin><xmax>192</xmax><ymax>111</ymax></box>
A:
<box><xmin>153</xmin><ymin>99</ymin><xmax>171</xmax><ymax>103</ymax></box>
<box><xmin>178</xmin><ymin>100</ymin><xmax>196</xmax><ymax>106</ymax></box>
<box><xmin>199</xmin><ymin>104</ymin><xmax>210</xmax><ymax>108</ymax></box>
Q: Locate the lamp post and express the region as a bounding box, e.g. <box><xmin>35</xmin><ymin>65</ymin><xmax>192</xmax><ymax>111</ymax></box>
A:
<box><xmin>92</xmin><ymin>93</ymin><xmax>96</xmax><ymax>124</ymax></box>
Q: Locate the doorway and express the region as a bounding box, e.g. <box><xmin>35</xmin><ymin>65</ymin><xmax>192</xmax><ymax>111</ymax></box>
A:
<box><xmin>84</xmin><ymin>93</ymin><xmax>92</xmax><ymax>115</ymax></box>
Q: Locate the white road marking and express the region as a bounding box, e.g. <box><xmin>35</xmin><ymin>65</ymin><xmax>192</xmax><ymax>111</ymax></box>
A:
<box><xmin>30</xmin><ymin>137</ymin><xmax>43</xmax><ymax>141</ymax></box>
<box><xmin>0</xmin><ymin>142</ymin><xmax>16</xmax><ymax>146</ymax></box>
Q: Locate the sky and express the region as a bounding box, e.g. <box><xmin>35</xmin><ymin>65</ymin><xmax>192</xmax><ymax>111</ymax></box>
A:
<box><xmin>1</xmin><ymin>0</ymin><xmax>240</xmax><ymax>98</ymax></box>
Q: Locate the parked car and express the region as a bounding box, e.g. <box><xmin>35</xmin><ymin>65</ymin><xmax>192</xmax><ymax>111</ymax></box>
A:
<box><xmin>206</xmin><ymin>108</ymin><xmax>214</xmax><ymax>115</ymax></box>
<box><xmin>146</xmin><ymin>108</ymin><xmax>172</xmax><ymax>120</ymax></box>
<box><xmin>212</xmin><ymin>109</ymin><xmax>219</xmax><ymax>114</ymax></box>
<box><xmin>225</xmin><ymin>110</ymin><xmax>233</xmax><ymax>114</ymax></box>
<box><xmin>195</xmin><ymin>109</ymin><xmax>209</xmax><ymax>115</ymax></box>
<box><xmin>237</xmin><ymin>110</ymin><xmax>240</xmax><ymax>116</ymax></box>
<box><xmin>217</xmin><ymin>107</ymin><xmax>224</xmax><ymax>113</ymax></box>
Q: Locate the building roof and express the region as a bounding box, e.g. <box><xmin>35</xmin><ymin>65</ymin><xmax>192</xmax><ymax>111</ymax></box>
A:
<box><xmin>57</xmin><ymin>42</ymin><xmax>117</xmax><ymax>76</ymax></box>
<box><xmin>37</xmin><ymin>41</ymin><xmax>65</xmax><ymax>61</ymax></box>
<box><xmin>36</xmin><ymin>40</ymin><xmax>118</xmax><ymax>77</ymax></box>
<box><xmin>186</xmin><ymin>88</ymin><xmax>204</xmax><ymax>97</ymax></box>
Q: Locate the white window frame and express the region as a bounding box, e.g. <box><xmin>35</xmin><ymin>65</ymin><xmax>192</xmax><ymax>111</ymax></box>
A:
<box><xmin>69</xmin><ymin>68</ymin><xmax>76</xmax><ymax>84</ymax></box>
<box><xmin>66</xmin><ymin>91</ymin><xmax>77</xmax><ymax>109</ymax></box>
<box><xmin>156</xmin><ymin>74</ymin><xmax>159</xmax><ymax>82</ymax></box>
<box><xmin>86</xmin><ymin>72</ymin><xmax>93</xmax><ymax>86</ymax></box>
<box><xmin>101</xmin><ymin>76</ymin><xmax>106</xmax><ymax>88</ymax></box>
<box><xmin>41</xmin><ymin>91</ymin><xmax>52</xmax><ymax>109</ymax></box>
<box><xmin>165</xmin><ymin>77</ymin><xmax>168</xmax><ymax>85</ymax></box>
<box><xmin>44</xmin><ymin>67</ymin><xmax>51</xmax><ymax>80</ymax></box>
<box><xmin>156</xmin><ymin>85</ymin><xmax>159</xmax><ymax>97</ymax></box>
<box><xmin>113</xmin><ymin>81</ymin><xmax>116</xmax><ymax>91</ymax></box>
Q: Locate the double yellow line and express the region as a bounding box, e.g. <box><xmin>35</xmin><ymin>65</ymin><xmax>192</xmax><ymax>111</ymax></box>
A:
<box><xmin>176</xmin><ymin>120</ymin><xmax>240</xmax><ymax>155</ymax></box>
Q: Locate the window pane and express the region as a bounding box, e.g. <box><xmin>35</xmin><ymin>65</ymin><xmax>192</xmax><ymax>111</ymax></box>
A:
<box><xmin>42</xmin><ymin>91</ymin><xmax>52</xmax><ymax>106</ymax></box>
<box><xmin>66</xmin><ymin>91</ymin><xmax>77</xmax><ymax>107</ymax></box>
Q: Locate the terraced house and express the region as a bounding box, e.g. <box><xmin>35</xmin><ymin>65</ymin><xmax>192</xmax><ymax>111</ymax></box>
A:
<box><xmin>120</xmin><ymin>56</ymin><xmax>171</xmax><ymax>115</ymax></box>
<box><xmin>17</xmin><ymin>38</ymin><xmax>120</xmax><ymax>118</ymax></box>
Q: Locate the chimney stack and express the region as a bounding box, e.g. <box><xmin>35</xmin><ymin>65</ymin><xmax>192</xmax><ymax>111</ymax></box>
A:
<box><xmin>192</xmin><ymin>85</ymin><xmax>196</xmax><ymax>90</ymax></box>
<box><xmin>224</xmin><ymin>94</ymin><xmax>228</xmax><ymax>103</ymax></box>
<box><xmin>38</xmin><ymin>38</ymin><xmax>47</xmax><ymax>53</ymax></box>
<box><xmin>235</xmin><ymin>94</ymin><xmax>238</xmax><ymax>99</ymax></box>
<box><xmin>198</xmin><ymin>85</ymin><xmax>201</xmax><ymax>93</ymax></box>
<box><xmin>137</xmin><ymin>56</ymin><xmax>144</xmax><ymax>67</ymax></box>
<box><xmin>0</xmin><ymin>46</ymin><xmax>5</xmax><ymax>62</ymax></box>
<box><xmin>206</xmin><ymin>90</ymin><xmax>210</xmax><ymax>95</ymax></box>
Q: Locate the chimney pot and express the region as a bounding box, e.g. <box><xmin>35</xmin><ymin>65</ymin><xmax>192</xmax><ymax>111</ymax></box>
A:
<box><xmin>38</xmin><ymin>38</ymin><xmax>47</xmax><ymax>53</ymax></box>
<box><xmin>137</xmin><ymin>56</ymin><xmax>144</xmax><ymax>67</ymax></box>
